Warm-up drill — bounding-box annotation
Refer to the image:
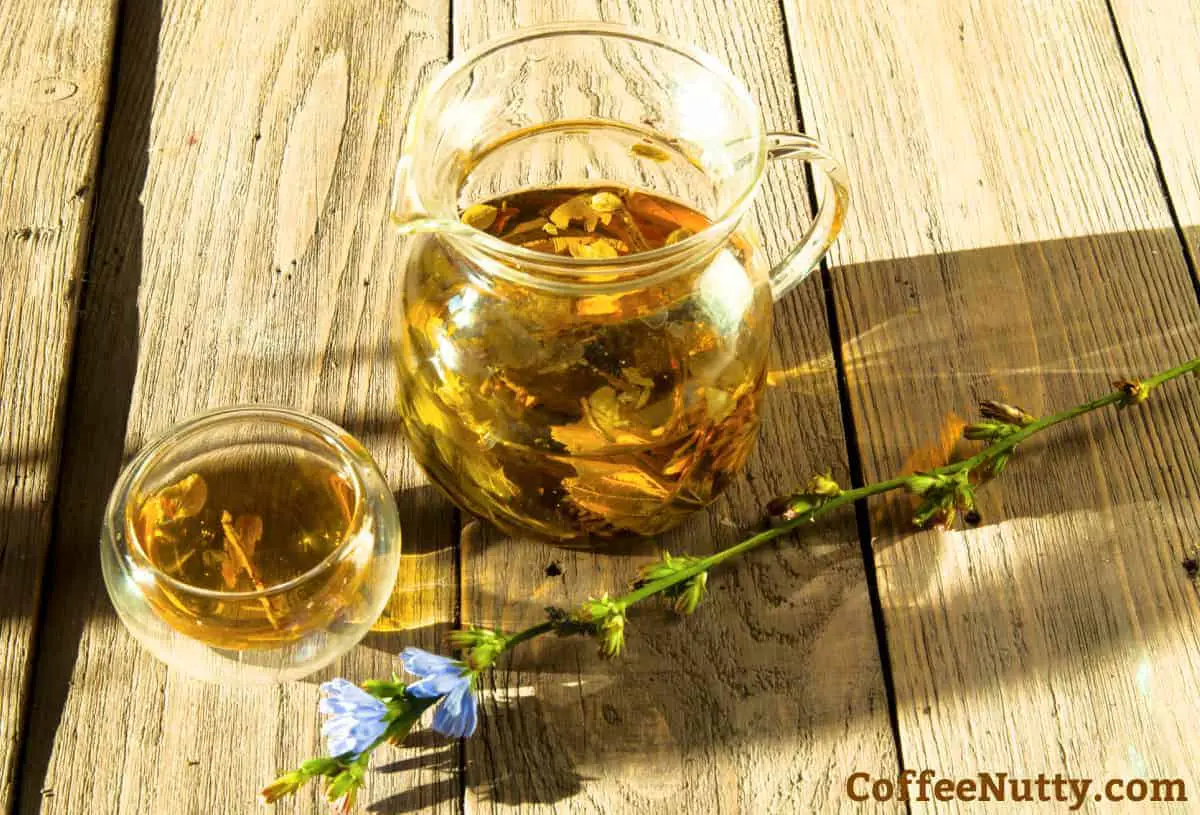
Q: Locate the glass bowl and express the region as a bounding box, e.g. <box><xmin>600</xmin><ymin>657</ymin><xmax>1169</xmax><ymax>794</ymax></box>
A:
<box><xmin>100</xmin><ymin>406</ymin><xmax>401</xmax><ymax>683</ymax></box>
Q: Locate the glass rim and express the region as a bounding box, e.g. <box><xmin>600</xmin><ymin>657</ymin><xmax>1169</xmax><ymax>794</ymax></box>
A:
<box><xmin>404</xmin><ymin>21</ymin><xmax>768</xmax><ymax>274</ymax></box>
<box><xmin>104</xmin><ymin>405</ymin><xmax>373</xmax><ymax>601</ymax></box>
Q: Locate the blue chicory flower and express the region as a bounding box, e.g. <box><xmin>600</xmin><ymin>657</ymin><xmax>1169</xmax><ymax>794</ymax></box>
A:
<box><xmin>400</xmin><ymin>647</ymin><xmax>478</xmax><ymax>738</ymax></box>
<box><xmin>319</xmin><ymin>678</ymin><xmax>389</xmax><ymax>757</ymax></box>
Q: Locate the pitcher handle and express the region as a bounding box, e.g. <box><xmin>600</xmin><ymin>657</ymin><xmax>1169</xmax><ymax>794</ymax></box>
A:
<box><xmin>762</xmin><ymin>131</ymin><xmax>851</xmax><ymax>300</ymax></box>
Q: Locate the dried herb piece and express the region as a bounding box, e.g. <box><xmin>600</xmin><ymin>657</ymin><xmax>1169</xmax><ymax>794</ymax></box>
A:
<box><xmin>665</xmin><ymin>227</ymin><xmax>694</xmax><ymax>246</ymax></box>
<box><xmin>567</xmin><ymin>239</ymin><xmax>619</xmax><ymax>259</ymax></box>
<box><xmin>631</xmin><ymin>142</ymin><xmax>671</xmax><ymax>162</ymax></box>
<box><xmin>220</xmin><ymin>510</ymin><xmax>280</xmax><ymax>627</ymax></box>
<box><xmin>158</xmin><ymin>473</ymin><xmax>208</xmax><ymax>521</ymax></box>
<box><xmin>492</xmin><ymin>201</ymin><xmax>519</xmax><ymax>232</ymax></box>
<box><xmin>461</xmin><ymin>203</ymin><xmax>499</xmax><ymax>230</ymax></box>
<box><xmin>549</xmin><ymin>194</ymin><xmax>608</xmax><ymax>232</ymax></box>
<box><xmin>589</xmin><ymin>191</ymin><xmax>623</xmax><ymax>213</ymax></box>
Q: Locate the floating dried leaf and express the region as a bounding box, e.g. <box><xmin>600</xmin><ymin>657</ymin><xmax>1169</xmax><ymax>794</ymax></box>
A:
<box><xmin>549</xmin><ymin>421</ymin><xmax>603</xmax><ymax>455</ymax></box>
<box><xmin>549</xmin><ymin>195</ymin><xmax>601</xmax><ymax>232</ymax></box>
<box><xmin>504</xmin><ymin>216</ymin><xmax>549</xmax><ymax>238</ymax></box>
<box><xmin>580</xmin><ymin>386</ymin><xmax>656</xmax><ymax>448</ymax></box>
<box><xmin>665</xmin><ymin>227</ymin><xmax>694</xmax><ymax>246</ymax></box>
<box><xmin>461</xmin><ymin>453</ymin><xmax>520</xmax><ymax>501</ymax></box>
<box><xmin>589</xmin><ymin>191</ymin><xmax>624</xmax><ymax>213</ymax></box>
<box><xmin>620</xmin><ymin>368</ymin><xmax>656</xmax><ymax>408</ymax></box>
<box><xmin>662</xmin><ymin>431</ymin><xmax>703</xmax><ymax>477</ymax></box>
<box><xmin>220</xmin><ymin>510</ymin><xmax>279</xmax><ymax>626</ymax></box>
<box><xmin>574</xmin><ymin>294</ymin><xmax>623</xmax><ymax>317</ymax></box>
<box><xmin>562</xmin><ymin>464</ymin><xmax>671</xmax><ymax>521</ymax></box>
<box><xmin>461</xmin><ymin>203</ymin><xmax>498</xmax><ymax>230</ymax></box>
<box><xmin>220</xmin><ymin>511</ymin><xmax>263</xmax><ymax>587</ymax></box>
<box><xmin>622</xmin><ymin>368</ymin><xmax>655</xmax><ymax>390</ymax></box>
<box><xmin>585</xmin><ymin>386</ymin><xmax>626</xmax><ymax>434</ymax></box>
<box><xmin>158</xmin><ymin>473</ymin><xmax>208</xmax><ymax>521</ymax></box>
<box><xmin>631</xmin><ymin>142</ymin><xmax>671</xmax><ymax>162</ymax></box>
<box><xmin>220</xmin><ymin>549</ymin><xmax>239</xmax><ymax>588</ymax></box>
<box><xmin>329</xmin><ymin>473</ymin><xmax>356</xmax><ymax>522</ymax></box>
<box><xmin>492</xmin><ymin>201</ymin><xmax>519</xmax><ymax>232</ymax></box>
<box><xmin>235</xmin><ymin>514</ymin><xmax>264</xmax><ymax>557</ymax></box>
<box><xmin>567</xmin><ymin>239</ymin><xmax>619</xmax><ymax>259</ymax></box>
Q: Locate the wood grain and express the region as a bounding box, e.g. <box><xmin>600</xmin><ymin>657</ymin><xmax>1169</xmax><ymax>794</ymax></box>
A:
<box><xmin>783</xmin><ymin>0</ymin><xmax>1200</xmax><ymax>809</ymax></box>
<box><xmin>1109</xmin><ymin>0</ymin><xmax>1200</xmax><ymax>272</ymax></box>
<box><xmin>0</xmin><ymin>1</ymin><xmax>117</xmax><ymax>811</ymax></box>
<box><xmin>18</xmin><ymin>1</ymin><xmax>458</xmax><ymax>813</ymax></box>
<box><xmin>457</xmin><ymin>2</ymin><xmax>899</xmax><ymax>813</ymax></box>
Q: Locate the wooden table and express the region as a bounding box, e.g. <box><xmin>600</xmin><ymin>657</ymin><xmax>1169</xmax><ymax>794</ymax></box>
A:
<box><xmin>3</xmin><ymin>0</ymin><xmax>1200</xmax><ymax>812</ymax></box>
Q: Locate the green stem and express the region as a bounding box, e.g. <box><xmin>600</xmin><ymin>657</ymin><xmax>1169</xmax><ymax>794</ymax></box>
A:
<box><xmin>496</xmin><ymin>355</ymin><xmax>1200</xmax><ymax>657</ymax></box>
<box><xmin>501</xmin><ymin>620</ymin><xmax>556</xmax><ymax>651</ymax></box>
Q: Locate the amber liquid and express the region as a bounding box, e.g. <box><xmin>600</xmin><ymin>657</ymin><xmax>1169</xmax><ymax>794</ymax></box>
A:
<box><xmin>128</xmin><ymin>453</ymin><xmax>365</xmax><ymax>648</ymax></box>
<box><xmin>396</xmin><ymin>184</ymin><xmax>771</xmax><ymax>540</ymax></box>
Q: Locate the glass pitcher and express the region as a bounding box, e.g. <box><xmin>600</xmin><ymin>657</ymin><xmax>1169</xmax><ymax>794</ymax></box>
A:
<box><xmin>390</xmin><ymin>23</ymin><xmax>849</xmax><ymax>541</ymax></box>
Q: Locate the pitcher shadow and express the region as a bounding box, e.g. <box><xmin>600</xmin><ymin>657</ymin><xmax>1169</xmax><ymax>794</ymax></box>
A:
<box><xmin>356</xmin><ymin>229</ymin><xmax>1200</xmax><ymax>809</ymax></box>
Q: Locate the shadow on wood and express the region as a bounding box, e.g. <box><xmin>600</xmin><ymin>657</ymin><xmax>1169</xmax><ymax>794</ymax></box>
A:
<box><xmin>15</xmin><ymin>2</ymin><xmax>162</xmax><ymax>811</ymax></box>
<box><xmin>389</xmin><ymin>229</ymin><xmax>1197</xmax><ymax>809</ymax></box>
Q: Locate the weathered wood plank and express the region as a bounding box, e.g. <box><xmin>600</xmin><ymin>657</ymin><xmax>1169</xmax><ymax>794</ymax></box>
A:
<box><xmin>0</xmin><ymin>1</ymin><xmax>117</xmax><ymax>811</ymax></box>
<box><xmin>19</xmin><ymin>2</ymin><xmax>457</xmax><ymax>813</ymax></box>
<box><xmin>457</xmin><ymin>3</ymin><xmax>899</xmax><ymax>812</ymax></box>
<box><xmin>783</xmin><ymin>0</ymin><xmax>1200</xmax><ymax>808</ymax></box>
<box><xmin>1110</xmin><ymin>0</ymin><xmax>1200</xmax><ymax>272</ymax></box>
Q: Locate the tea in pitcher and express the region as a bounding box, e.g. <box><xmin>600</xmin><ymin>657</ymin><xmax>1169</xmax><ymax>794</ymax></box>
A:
<box><xmin>395</xmin><ymin>182</ymin><xmax>773</xmax><ymax>540</ymax></box>
<box><xmin>390</xmin><ymin>24</ymin><xmax>848</xmax><ymax>542</ymax></box>
<box><xmin>459</xmin><ymin>185</ymin><xmax>710</xmax><ymax>258</ymax></box>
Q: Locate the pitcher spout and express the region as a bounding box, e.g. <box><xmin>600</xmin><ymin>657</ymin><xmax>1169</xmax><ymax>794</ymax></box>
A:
<box><xmin>389</xmin><ymin>154</ymin><xmax>475</xmax><ymax>237</ymax></box>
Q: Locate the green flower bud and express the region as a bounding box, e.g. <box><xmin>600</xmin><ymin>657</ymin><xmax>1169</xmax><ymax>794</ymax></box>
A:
<box><xmin>598</xmin><ymin>612</ymin><xmax>626</xmax><ymax>658</ymax></box>
<box><xmin>907</xmin><ymin>472</ymin><xmax>953</xmax><ymax>495</ymax></box>
<box><xmin>672</xmin><ymin>570</ymin><xmax>708</xmax><ymax>615</ymax></box>
<box><xmin>804</xmin><ymin>471</ymin><xmax>842</xmax><ymax>498</ymax></box>
<box><xmin>963</xmin><ymin>420</ymin><xmax>1018</xmax><ymax>442</ymax></box>
<box><xmin>633</xmin><ymin>553</ymin><xmax>709</xmax><ymax>616</ymax></box>
<box><xmin>912</xmin><ymin>496</ymin><xmax>947</xmax><ymax>528</ymax></box>
<box><xmin>635</xmin><ymin>551</ymin><xmax>687</xmax><ymax>584</ymax></box>
<box><xmin>911</xmin><ymin>470</ymin><xmax>975</xmax><ymax>529</ymax></box>
<box><xmin>574</xmin><ymin>595</ymin><xmax>628</xmax><ymax>658</ymax></box>
<box><xmin>765</xmin><ymin>493</ymin><xmax>817</xmax><ymax>526</ymax></box>
<box><xmin>261</xmin><ymin>772</ymin><xmax>305</xmax><ymax>803</ymax></box>
<box><xmin>325</xmin><ymin>765</ymin><xmax>365</xmax><ymax>814</ymax></box>
<box><xmin>361</xmin><ymin>678</ymin><xmax>407</xmax><ymax>702</ymax></box>
<box><xmin>446</xmin><ymin>627</ymin><xmax>509</xmax><ymax>671</ymax></box>
<box><xmin>979</xmin><ymin>400</ymin><xmax>1036</xmax><ymax>426</ymax></box>
<box><xmin>1114</xmin><ymin>378</ymin><xmax>1150</xmax><ymax>409</ymax></box>
<box><xmin>261</xmin><ymin>757</ymin><xmax>343</xmax><ymax>803</ymax></box>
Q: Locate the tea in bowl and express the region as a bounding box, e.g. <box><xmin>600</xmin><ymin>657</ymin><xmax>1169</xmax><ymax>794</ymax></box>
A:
<box><xmin>101</xmin><ymin>407</ymin><xmax>401</xmax><ymax>682</ymax></box>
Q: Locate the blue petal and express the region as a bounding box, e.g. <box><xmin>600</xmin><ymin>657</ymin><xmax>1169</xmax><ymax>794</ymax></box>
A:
<box><xmin>322</xmin><ymin>716</ymin><xmax>358</xmax><ymax>757</ymax></box>
<box><xmin>349</xmin><ymin>716</ymin><xmax>388</xmax><ymax>752</ymax></box>
<box><xmin>406</xmin><ymin>671</ymin><xmax>467</xmax><ymax>699</ymax></box>
<box><xmin>400</xmin><ymin>647</ymin><xmax>458</xmax><ymax>678</ymax></box>
<box><xmin>322</xmin><ymin>708</ymin><xmax>388</xmax><ymax>758</ymax></box>
<box><xmin>320</xmin><ymin>677</ymin><xmax>359</xmax><ymax>697</ymax></box>
<box><xmin>456</xmin><ymin>685</ymin><xmax>478</xmax><ymax>737</ymax></box>
<box><xmin>431</xmin><ymin>681</ymin><xmax>478</xmax><ymax>738</ymax></box>
<box><xmin>318</xmin><ymin>679</ymin><xmax>381</xmax><ymax>715</ymax></box>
